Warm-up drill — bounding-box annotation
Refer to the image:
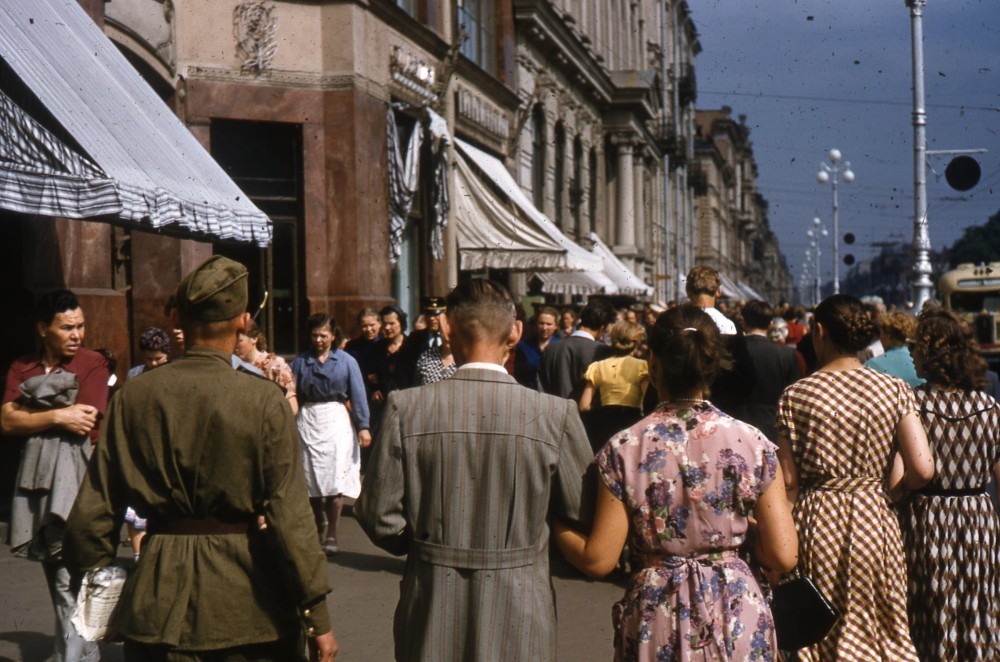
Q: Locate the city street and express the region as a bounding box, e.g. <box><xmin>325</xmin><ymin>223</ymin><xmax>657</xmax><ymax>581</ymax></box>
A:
<box><xmin>0</xmin><ymin>506</ymin><xmax>623</xmax><ymax>662</ymax></box>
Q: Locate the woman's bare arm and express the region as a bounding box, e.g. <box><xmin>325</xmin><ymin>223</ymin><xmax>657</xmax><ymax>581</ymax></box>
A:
<box><xmin>553</xmin><ymin>479</ymin><xmax>628</xmax><ymax>578</ymax></box>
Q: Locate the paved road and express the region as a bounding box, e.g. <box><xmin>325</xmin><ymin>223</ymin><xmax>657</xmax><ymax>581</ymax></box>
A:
<box><xmin>0</xmin><ymin>509</ymin><xmax>624</xmax><ymax>661</ymax></box>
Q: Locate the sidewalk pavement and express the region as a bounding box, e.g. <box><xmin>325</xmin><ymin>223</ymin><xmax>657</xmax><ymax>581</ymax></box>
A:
<box><xmin>0</xmin><ymin>510</ymin><xmax>623</xmax><ymax>661</ymax></box>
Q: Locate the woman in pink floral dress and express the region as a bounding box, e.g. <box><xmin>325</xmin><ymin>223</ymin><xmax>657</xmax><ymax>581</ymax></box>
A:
<box><xmin>234</xmin><ymin>318</ymin><xmax>298</xmax><ymax>415</ymax></box>
<box><xmin>556</xmin><ymin>305</ymin><xmax>798</xmax><ymax>661</ymax></box>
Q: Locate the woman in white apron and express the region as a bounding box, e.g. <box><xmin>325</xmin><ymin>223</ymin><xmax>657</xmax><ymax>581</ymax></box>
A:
<box><xmin>291</xmin><ymin>314</ymin><xmax>372</xmax><ymax>555</ymax></box>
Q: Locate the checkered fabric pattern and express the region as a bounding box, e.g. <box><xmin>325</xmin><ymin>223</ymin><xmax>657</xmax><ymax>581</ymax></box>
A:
<box><xmin>900</xmin><ymin>387</ymin><xmax>1000</xmax><ymax>661</ymax></box>
<box><xmin>777</xmin><ymin>367</ymin><xmax>919</xmax><ymax>660</ymax></box>
<box><xmin>414</xmin><ymin>347</ymin><xmax>457</xmax><ymax>386</ymax></box>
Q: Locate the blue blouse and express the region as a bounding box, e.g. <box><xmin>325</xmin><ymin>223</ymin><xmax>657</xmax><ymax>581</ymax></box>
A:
<box><xmin>514</xmin><ymin>335</ymin><xmax>559</xmax><ymax>390</ymax></box>
<box><xmin>865</xmin><ymin>346</ymin><xmax>925</xmax><ymax>389</ymax></box>
<box><xmin>291</xmin><ymin>349</ymin><xmax>371</xmax><ymax>429</ymax></box>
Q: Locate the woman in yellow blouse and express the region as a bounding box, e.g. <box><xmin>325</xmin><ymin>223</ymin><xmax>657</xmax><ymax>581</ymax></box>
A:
<box><xmin>580</xmin><ymin>321</ymin><xmax>650</xmax><ymax>448</ymax></box>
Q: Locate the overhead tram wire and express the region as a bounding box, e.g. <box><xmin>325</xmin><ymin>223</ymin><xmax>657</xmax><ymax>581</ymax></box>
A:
<box><xmin>700</xmin><ymin>90</ymin><xmax>1000</xmax><ymax>113</ymax></box>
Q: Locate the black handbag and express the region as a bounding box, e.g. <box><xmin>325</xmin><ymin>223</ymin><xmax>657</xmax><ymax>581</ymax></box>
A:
<box><xmin>770</xmin><ymin>575</ymin><xmax>840</xmax><ymax>651</ymax></box>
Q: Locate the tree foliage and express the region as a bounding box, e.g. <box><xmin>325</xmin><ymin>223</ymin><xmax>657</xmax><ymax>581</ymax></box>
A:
<box><xmin>949</xmin><ymin>209</ymin><xmax>1000</xmax><ymax>267</ymax></box>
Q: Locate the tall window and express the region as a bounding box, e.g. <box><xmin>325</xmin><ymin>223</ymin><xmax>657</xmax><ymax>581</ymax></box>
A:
<box><xmin>457</xmin><ymin>0</ymin><xmax>496</xmax><ymax>75</ymax></box>
<box><xmin>531</xmin><ymin>105</ymin><xmax>547</xmax><ymax>210</ymax></box>
<box><xmin>554</xmin><ymin>122</ymin><xmax>565</xmax><ymax>231</ymax></box>
<box><xmin>589</xmin><ymin>147</ymin><xmax>598</xmax><ymax>236</ymax></box>
<box><xmin>572</xmin><ymin>135</ymin><xmax>584</xmax><ymax>236</ymax></box>
<box><xmin>211</xmin><ymin>120</ymin><xmax>306</xmax><ymax>356</ymax></box>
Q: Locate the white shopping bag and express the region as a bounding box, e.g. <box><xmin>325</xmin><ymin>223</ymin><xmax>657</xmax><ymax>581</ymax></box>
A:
<box><xmin>71</xmin><ymin>565</ymin><xmax>128</xmax><ymax>641</ymax></box>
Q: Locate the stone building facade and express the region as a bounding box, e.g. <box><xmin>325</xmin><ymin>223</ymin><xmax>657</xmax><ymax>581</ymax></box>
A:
<box><xmin>511</xmin><ymin>0</ymin><xmax>701</xmax><ymax>303</ymax></box>
<box><xmin>693</xmin><ymin>107</ymin><xmax>792</xmax><ymax>305</ymax></box>
<box><xmin>0</xmin><ymin>0</ymin><xmax>788</xmax><ymax>373</ymax></box>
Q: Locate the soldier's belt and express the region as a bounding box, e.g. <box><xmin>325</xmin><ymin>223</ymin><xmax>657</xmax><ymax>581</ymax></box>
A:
<box><xmin>147</xmin><ymin>516</ymin><xmax>252</xmax><ymax>535</ymax></box>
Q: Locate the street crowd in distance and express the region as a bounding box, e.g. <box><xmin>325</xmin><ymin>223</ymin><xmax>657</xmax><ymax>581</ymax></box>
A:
<box><xmin>2</xmin><ymin>257</ymin><xmax>998</xmax><ymax>661</ymax></box>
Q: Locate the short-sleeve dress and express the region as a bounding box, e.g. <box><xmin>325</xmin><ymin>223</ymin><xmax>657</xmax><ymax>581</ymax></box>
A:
<box><xmin>596</xmin><ymin>401</ymin><xmax>779</xmax><ymax>661</ymax></box>
<box><xmin>776</xmin><ymin>367</ymin><xmax>918</xmax><ymax>660</ymax></box>
<box><xmin>900</xmin><ymin>387</ymin><xmax>1000</xmax><ymax>660</ymax></box>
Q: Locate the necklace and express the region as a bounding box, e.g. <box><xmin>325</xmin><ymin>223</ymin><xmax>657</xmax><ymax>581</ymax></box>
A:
<box><xmin>660</xmin><ymin>397</ymin><xmax>707</xmax><ymax>407</ymax></box>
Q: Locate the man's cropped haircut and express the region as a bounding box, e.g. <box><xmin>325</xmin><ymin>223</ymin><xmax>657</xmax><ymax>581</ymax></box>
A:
<box><xmin>445</xmin><ymin>279</ymin><xmax>516</xmax><ymax>344</ymax></box>
<box><xmin>34</xmin><ymin>289</ymin><xmax>80</xmax><ymax>325</ymax></box>
<box><xmin>578</xmin><ymin>299</ymin><xmax>615</xmax><ymax>331</ymax></box>
<box><xmin>742</xmin><ymin>300</ymin><xmax>773</xmax><ymax>331</ymax></box>
<box><xmin>685</xmin><ymin>265</ymin><xmax>721</xmax><ymax>298</ymax></box>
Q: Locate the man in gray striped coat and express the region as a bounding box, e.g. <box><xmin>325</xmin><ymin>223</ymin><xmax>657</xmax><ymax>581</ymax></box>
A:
<box><xmin>356</xmin><ymin>279</ymin><xmax>594</xmax><ymax>661</ymax></box>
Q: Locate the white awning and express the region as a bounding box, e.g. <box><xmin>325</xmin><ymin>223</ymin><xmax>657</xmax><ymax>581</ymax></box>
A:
<box><xmin>718</xmin><ymin>272</ymin><xmax>747</xmax><ymax>300</ymax></box>
<box><xmin>0</xmin><ymin>0</ymin><xmax>271</xmax><ymax>245</ymax></box>
<box><xmin>453</xmin><ymin>138</ymin><xmax>602</xmax><ymax>273</ymax></box>
<box><xmin>589</xmin><ymin>233</ymin><xmax>654</xmax><ymax>298</ymax></box>
<box><xmin>738</xmin><ymin>280</ymin><xmax>765</xmax><ymax>302</ymax></box>
<box><xmin>453</xmin><ymin>154</ymin><xmax>572</xmax><ymax>271</ymax></box>
<box><xmin>535</xmin><ymin>269</ymin><xmax>617</xmax><ymax>296</ymax></box>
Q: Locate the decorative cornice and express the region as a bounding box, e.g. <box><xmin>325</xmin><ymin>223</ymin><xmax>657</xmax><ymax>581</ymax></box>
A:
<box><xmin>513</xmin><ymin>0</ymin><xmax>614</xmax><ymax>105</ymax></box>
<box><xmin>455</xmin><ymin>84</ymin><xmax>511</xmax><ymax>141</ymax></box>
<box><xmin>185</xmin><ymin>65</ymin><xmax>389</xmax><ymax>100</ymax></box>
<box><xmin>389</xmin><ymin>44</ymin><xmax>439</xmax><ymax>105</ymax></box>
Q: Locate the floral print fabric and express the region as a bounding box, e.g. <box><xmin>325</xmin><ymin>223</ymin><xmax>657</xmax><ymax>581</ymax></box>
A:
<box><xmin>252</xmin><ymin>352</ymin><xmax>296</xmax><ymax>399</ymax></box>
<box><xmin>596</xmin><ymin>402</ymin><xmax>779</xmax><ymax>661</ymax></box>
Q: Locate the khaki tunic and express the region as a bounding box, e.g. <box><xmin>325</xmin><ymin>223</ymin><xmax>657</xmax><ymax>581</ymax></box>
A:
<box><xmin>64</xmin><ymin>347</ymin><xmax>330</xmax><ymax>650</ymax></box>
<box><xmin>355</xmin><ymin>368</ymin><xmax>594</xmax><ymax>662</ymax></box>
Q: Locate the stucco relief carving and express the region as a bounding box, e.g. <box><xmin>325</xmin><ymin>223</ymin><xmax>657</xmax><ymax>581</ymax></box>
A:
<box><xmin>389</xmin><ymin>45</ymin><xmax>439</xmax><ymax>105</ymax></box>
<box><xmin>234</xmin><ymin>1</ymin><xmax>278</xmax><ymax>74</ymax></box>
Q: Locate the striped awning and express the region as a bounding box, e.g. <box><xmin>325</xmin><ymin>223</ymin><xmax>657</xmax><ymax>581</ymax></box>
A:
<box><xmin>454</xmin><ymin>138</ymin><xmax>602</xmax><ymax>274</ymax></box>
<box><xmin>0</xmin><ymin>0</ymin><xmax>271</xmax><ymax>245</ymax></box>
<box><xmin>589</xmin><ymin>233</ymin><xmax>653</xmax><ymax>298</ymax></box>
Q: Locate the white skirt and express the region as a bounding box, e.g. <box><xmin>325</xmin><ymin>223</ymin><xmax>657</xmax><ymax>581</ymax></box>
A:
<box><xmin>296</xmin><ymin>401</ymin><xmax>361</xmax><ymax>499</ymax></box>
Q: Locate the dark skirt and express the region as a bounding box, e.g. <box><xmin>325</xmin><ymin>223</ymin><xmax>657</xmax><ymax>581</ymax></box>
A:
<box><xmin>582</xmin><ymin>405</ymin><xmax>643</xmax><ymax>454</ymax></box>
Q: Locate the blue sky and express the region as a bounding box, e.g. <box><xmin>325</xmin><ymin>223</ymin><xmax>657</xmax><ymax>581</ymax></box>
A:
<box><xmin>692</xmin><ymin>0</ymin><xmax>1000</xmax><ymax>282</ymax></box>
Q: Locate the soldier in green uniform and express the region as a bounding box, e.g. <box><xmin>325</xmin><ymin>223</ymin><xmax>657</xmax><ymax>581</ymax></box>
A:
<box><xmin>64</xmin><ymin>256</ymin><xmax>338</xmax><ymax>661</ymax></box>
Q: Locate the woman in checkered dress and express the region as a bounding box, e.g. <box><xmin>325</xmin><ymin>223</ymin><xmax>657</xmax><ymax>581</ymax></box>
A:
<box><xmin>901</xmin><ymin>308</ymin><xmax>1000</xmax><ymax>660</ymax></box>
<box><xmin>776</xmin><ymin>295</ymin><xmax>934</xmax><ymax>660</ymax></box>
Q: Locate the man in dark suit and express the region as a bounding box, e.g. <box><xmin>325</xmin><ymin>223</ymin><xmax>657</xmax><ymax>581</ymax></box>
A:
<box><xmin>356</xmin><ymin>279</ymin><xmax>593</xmax><ymax>662</ymax></box>
<box><xmin>538</xmin><ymin>299</ymin><xmax>615</xmax><ymax>400</ymax></box>
<box><xmin>741</xmin><ymin>300</ymin><xmax>800</xmax><ymax>441</ymax></box>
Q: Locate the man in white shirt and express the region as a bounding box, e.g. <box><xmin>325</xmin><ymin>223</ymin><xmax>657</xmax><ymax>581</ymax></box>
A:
<box><xmin>685</xmin><ymin>265</ymin><xmax>736</xmax><ymax>335</ymax></box>
<box><xmin>683</xmin><ymin>265</ymin><xmax>757</xmax><ymax>420</ymax></box>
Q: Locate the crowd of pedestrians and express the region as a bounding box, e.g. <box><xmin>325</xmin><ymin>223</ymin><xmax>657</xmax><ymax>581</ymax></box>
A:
<box><xmin>2</xmin><ymin>257</ymin><xmax>999</xmax><ymax>661</ymax></box>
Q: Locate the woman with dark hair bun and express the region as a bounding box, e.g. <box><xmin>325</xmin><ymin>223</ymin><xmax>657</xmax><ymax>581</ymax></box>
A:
<box><xmin>901</xmin><ymin>308</ymin><xmax>1000</xmax><ymax>660</ymax></box>
<box><xmin>291</xmin><ymin>313</ymin><xmax>372</xmax><ymax>555</ymax></box>
<box><xmin>775</xmin><ymin>294</ymin><xmax>934</xmax><ymax>660</ymax></box>
<box><xmin>555</xmin><ymin>304</ymin><xmax>797</xmax><ymax>660</ymax></box>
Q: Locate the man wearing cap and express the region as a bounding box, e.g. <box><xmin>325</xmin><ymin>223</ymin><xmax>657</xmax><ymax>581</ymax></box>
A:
<box><xmin>64</xmin><ymin>256</ymin><xmax>337</xmax><ymax>661</ymax></box>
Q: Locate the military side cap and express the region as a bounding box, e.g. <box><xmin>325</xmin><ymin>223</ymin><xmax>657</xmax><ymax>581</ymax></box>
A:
<box><xmin>422</xmin><ymin>296</ymin><xmax>446</xmax><ymax>314</ymax></box>
<box><xmin>176</xmin><ymin>255</ymin><xmax>249</xmax><ymax>322</ymax></box>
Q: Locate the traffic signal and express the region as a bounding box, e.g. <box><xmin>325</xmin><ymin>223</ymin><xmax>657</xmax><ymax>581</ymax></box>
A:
<box><xmin>843</xmin><ymin>233</ymin><xmax>855</xmax><ymax>245</ymax></box>
<box><xmin>844</xmin><ymin>254</ymin><xmax>855</xmax><ymax>266</ymax></box>
<box><xmin>945</xmin><ymin>156</ymin><xmax>981</xmax><ymax>192</ymax></box>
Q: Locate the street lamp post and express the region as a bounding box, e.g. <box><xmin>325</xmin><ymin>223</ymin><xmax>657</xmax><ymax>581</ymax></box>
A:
<box><xmin>907</xmin><ymin>0</ymin><xmax>933</xmax><ymax>310</ymax></box>
<box><xmin>807</xmin><ymin>217</ymin><xmax>828</xmax><ymax>305</ymax></box>
<box><xmin>816</xmin><ymin>149</ymin><xmax>855</xmax><ymax>295</ymax></box>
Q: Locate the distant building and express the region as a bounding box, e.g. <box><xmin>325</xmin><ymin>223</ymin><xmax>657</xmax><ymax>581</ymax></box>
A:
<box><xmin>692</xmin><ymin>107</ymin><xmax>792</xmax><ymax>305</ymax></box>
<box><xmin>841</xmin><ymin>241</ymin><xmax>950</xmax><ymax>307</ymax></box>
